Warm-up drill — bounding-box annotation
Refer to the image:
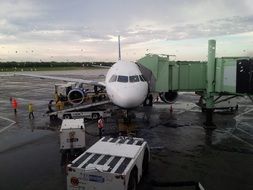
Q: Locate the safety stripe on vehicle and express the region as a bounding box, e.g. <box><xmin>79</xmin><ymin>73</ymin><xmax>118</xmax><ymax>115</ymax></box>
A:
<box><xmin>102</xmin><ymin>136</ymin><xmax>110</xmax><ymax>142</ymax></box>
<box><xmin>107</xmin><ymin>156</ymin><xmax>121</xmax><ymax>172</ymax></box>
<box><xmin>110</xmin><ymin>157</ymin><xmax>125</xmax><ymax>174</ymax></box>
<box><xmin>72</xmin><ymin>152</ymin><xmax>92</xmax><ymax>167</ymax></box>
<box><xmin>82</xmin><ymin>154</ymin><xmax>102</xmax><ymax>169</ymax></box>
<box><xmin>127</xmin><ymin>139</ymin><xmax>135</xmax><ymax>145</ymax></box>
<box><xmin>136</xmin><ymin>140</ymin><xmax>144</xmax><ymax>146</ymax></box>
<box><xmin>97</xmin><ymin>155</ymin><xmax>111</xmax><ymax>165</ymax></box>
<box><xmin>118</xmin><ymin>138</ymin><xmax>127</xmax><ymax>144</ymax></box>
<box><xmin>110</xmin><ymin>138</ymin><xmax>118</xmax><ymax>143</ymax></box>
<box><xmin>115</xmin><ymin>158</ymin><xmax>131</xmax><ymax>174</ymax></box>
<box><xmin>93</xmin><ymin>154</ymin><xmax>106</xmax><ymax>165</ymax></box>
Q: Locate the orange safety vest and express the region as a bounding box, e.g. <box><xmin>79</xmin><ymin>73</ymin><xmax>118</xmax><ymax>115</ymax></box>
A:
<box><xmin>12</xmin><ymin>99</ymin><xmax>17</xmax><ymax>109</ymax></box>
<box><xmin>97</xmin><ymin>118</ymin><xmax>104</xmax><ymax>129</ymax></box>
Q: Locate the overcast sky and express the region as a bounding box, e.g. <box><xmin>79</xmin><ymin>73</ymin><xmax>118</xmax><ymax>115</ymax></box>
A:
<box><xmin>0</xmin><ymin>0</ymin><xmax>253</xmax><ymax>62</ymax></box>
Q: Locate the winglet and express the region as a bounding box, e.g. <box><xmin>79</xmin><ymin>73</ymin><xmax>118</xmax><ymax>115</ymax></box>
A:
<box><xmin>118</xmin><ymin>35</ymin><xmax>121</xmax><ymax>60</ymax></box>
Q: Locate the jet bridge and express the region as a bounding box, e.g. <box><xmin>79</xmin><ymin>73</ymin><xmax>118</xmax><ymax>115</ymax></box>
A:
<box><xmin>137</xmin><ymin>40</ymin><xmax>253</xmax><ymax>128</ymax></box>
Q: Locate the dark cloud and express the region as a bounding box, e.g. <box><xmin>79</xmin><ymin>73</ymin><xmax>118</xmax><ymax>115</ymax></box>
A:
<box><xmin>120</xmin><ymin>15</ymin><xmax>253</xmax><ymax>44</ymax></box>
<box><xmin>0</xmin><ymin>0</ymin><xmax>253</xmax><ymax>61</ymax></box>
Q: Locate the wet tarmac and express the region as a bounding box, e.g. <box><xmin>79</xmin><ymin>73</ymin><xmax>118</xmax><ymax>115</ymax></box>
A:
<box><xmin>0</xmin><ymin>70</ymin><xmax>253</xmax><ymax>190</ymax></box>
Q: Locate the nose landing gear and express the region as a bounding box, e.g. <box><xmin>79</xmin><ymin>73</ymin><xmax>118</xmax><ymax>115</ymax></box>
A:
<box><xmin>117</xmin><ymin>110</ymin><xmax>136</xmax><ymax>136</ymax></box>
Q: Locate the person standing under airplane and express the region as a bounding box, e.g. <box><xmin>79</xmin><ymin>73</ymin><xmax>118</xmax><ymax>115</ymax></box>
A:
<box><xmin>97</xmin><ymin>116</ymin><xmax>104</xmax><ymax>139</ymax></box>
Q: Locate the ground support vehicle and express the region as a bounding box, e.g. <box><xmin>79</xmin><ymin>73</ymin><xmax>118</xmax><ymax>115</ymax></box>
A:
<box><xmin>61</xmin><ymin>108</ymin><xmax>111</xmax><ymax>120</ymax></box>
<box><xmin>48</xmin><ymin>100</ymin><xmax>111</xmax><ymax>121</ymax></box>
<box><xmin>60</xmin><ymin>119</ymin><xmax>86</xmax><ymax>153</ymax></box>
<box><xmin>67</xmin><ymin>136</ymin><xmax>150</xmax><ymax>190</ymax></box>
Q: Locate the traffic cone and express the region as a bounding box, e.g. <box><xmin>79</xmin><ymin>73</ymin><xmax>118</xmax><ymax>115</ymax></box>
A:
<box><xmin>170</xmin><ymin>105</ymin><xmax>173</xmax><ymax>113</ymax></box>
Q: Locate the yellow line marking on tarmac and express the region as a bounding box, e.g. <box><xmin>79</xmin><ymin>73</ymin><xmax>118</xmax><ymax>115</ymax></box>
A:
<box><xmin>0</xmin><ymin>116</ymin><xmax>16</xmax><ymax>133</ymax></box>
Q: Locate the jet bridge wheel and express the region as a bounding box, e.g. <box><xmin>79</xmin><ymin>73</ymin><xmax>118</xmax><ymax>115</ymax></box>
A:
<box><xmin>201</xmin><ymin>108</ymin><xmax>207</xmax><ymax>112</ymax></box>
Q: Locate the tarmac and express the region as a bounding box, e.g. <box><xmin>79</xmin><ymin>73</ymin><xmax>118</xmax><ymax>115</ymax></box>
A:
<box><xmin>0</xmin><ymin>70</ymin><xmax>253</xmax><ymax>190</ymax></box>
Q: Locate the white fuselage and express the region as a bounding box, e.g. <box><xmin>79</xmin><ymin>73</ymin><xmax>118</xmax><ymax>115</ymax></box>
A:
<box><xmin>105</xmin><ymin>60</ymin><xmax>148</xmax><ymax>109</ymax></box>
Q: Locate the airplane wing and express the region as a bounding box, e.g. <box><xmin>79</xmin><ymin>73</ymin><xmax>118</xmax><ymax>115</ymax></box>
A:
<box><xmin>0</xmin><ymin>73</ymin><xmax>15</xmax><ymax>77</ymax></box>
<box><xmin>14</xmin><ymin>73</ymin><xmax>106</xmax><ymax>87</ymax></box>
<box><xmin>91</xmin><ymin>64</ymin><xmax>111</xmax><ymax>69</ymax></box>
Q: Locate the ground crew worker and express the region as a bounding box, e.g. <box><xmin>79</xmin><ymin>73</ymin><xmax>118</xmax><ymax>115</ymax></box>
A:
<box><xmin>59</xmin><ymin>100</ymin><xmax>64</xmax><ymax>110</ymax></box>
<box><xmin>54</xmin><ymin>92</ymin><xmax>59</xmax><ymax>102</ymax></box>
<box><xmin>59</xmin><ymin>93</ymin><xmax>64</xmax><ymax>101</ymax></box>
<box><xmin>12</xmin><ymin>98</ymin><xmax>18</xmax><ymax>114</ymax></box>
<box><xmin>56</xmin><ymin>100</ymin><xmax>64</xmax><ymax>111</ymax></box>
<box><xmin>28</xmin><ymin>103</ymin><xmax>34</xmax><ymax>119</ymax></box>
<box><xmin>97</xmin><ymin>116</ymin><xmax>104</xmax><ymax>139</ymax></box>
<box><xmin>55</xmin><ymin>100</ymin><xmax>60</xmax><ymax>111</ymax></box>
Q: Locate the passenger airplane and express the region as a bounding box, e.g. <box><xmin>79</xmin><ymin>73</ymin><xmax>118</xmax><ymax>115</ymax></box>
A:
<box><xmin>16</xmin><ymin>36</ymin><xmax>149</xmax><ymax>109</ymax></box>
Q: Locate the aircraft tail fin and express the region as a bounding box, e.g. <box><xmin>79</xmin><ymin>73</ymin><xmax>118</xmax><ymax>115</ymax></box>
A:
<box><xmin>118</xmin><ymin>35</ymin><xmax>121</xmax><ymax>60</ymax></box>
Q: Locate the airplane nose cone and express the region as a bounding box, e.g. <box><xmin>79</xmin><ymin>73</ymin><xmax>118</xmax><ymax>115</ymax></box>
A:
<box><xmin>120</xmin><ymin>94</ymin><xmax>142</xmax><ymax>108</ymax></box>
<box><xmin>110</xmin><ymin>84</ymin><xmax>148</xmax><ymax>109</ymax></box>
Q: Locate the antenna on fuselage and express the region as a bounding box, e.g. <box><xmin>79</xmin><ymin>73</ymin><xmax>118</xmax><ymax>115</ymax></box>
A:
<box><xmin>118</xmin><ymin>35</ymin><xmax>121</xmax><ymax>60</ymax></box>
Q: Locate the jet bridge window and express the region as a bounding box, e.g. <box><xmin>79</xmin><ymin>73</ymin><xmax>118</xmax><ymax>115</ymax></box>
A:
<box><xmin>118</xmin><ymin>75</ymin><xmax>128</xmax><ymax>83</ymax></box>
<box><xmin>109</xmin><ymin>75</ymin><xmax>117</xmax><ymax>82</ymax></box>
<box><xmin>129</xmin><ymin>75</ymin><xmax>139</xmax><ymax>82</ymax></box>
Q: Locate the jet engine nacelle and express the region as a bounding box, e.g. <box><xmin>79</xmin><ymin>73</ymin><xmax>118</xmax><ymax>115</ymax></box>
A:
<box><xmin>67</xmin><ymin>88</ymin><xmax>85</xmax><ymax>105</ymax></box>
<box><xmin>159</xmin><ymin>91</ymin><xmax>178</xmax><ymax>104</ymax></box>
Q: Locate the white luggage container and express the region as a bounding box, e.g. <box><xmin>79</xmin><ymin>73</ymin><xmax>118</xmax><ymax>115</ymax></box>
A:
<box><xmin>67</xmin><ymin>136</ymin><xmax>150</xmax><ymax>190</ymax></box>
<box><xmin>60</xmin><ymin>119</ymin><xmax>86</xmax><ymax>152</ymax></box>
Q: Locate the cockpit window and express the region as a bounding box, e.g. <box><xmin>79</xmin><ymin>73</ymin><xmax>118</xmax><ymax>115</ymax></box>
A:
<box><xmin>118</xmin><ymin>75</ymin><xmax>128</xmax><ymax>83</ymax></box>
<box><xmin>109</xmin><ymin>75</ymin><xmax>117</xmax><ymax>82</ymax></box>
<box><xmin>139</xmin><ymin>75</ymin><xmax>145</xmax><ymax>82</ymax></box>
<box><xmin>129</xmin><ymin>75</ymin><xmax>139</xmax><ymax>82</ymax></box>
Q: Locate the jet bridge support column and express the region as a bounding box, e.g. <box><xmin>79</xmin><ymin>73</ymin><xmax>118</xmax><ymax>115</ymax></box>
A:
<box><xmin>204</xmin><ymin>40</ymin><xmax>216</xmax><ymax>128</ymax></box>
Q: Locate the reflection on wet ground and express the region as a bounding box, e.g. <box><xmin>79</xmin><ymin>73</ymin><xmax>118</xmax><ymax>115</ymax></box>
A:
<box><xmin>0</xmin><ymin>70</ymin><xmax>253</xmax><ymax>190</ymax></box>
